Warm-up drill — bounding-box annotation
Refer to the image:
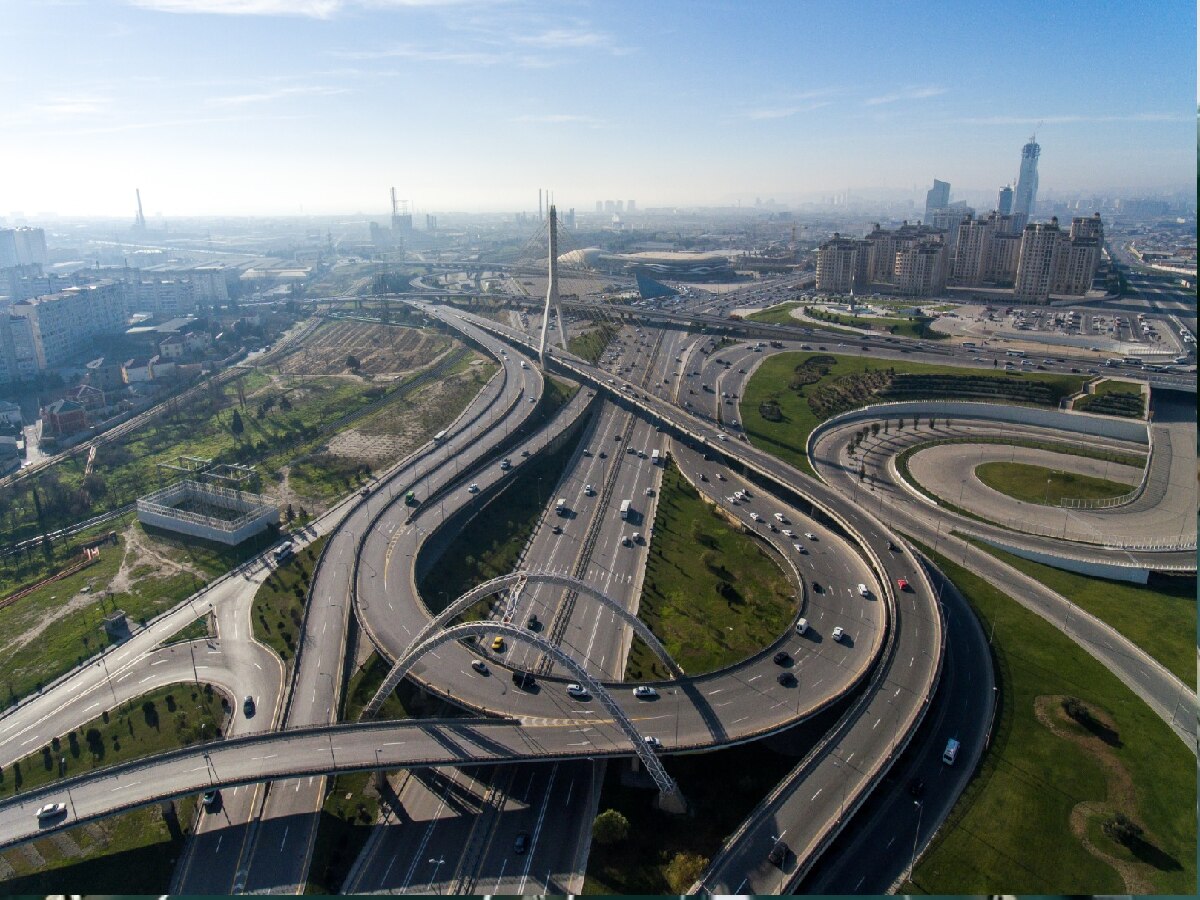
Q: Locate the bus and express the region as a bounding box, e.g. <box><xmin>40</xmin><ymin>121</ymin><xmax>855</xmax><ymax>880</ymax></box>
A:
<box><xmin>1006</xmin><ymin>349</ymin><xmax>1026</xmax><ymax>357</ymax></box>
<box><xmin>619</xmin><ymin>499</ymin><xmax>631</xmax><ymax>520</ymax></box>
<box><xmin>961</xmin><ymin>341</ymin><xmax>976</xmax><ymax>349</ymax></box>
<box><xmin>651</xmin><ymin>449</ymin><xmax>661</xmax><ymax>465</ymax></box>
<box><xmin>1121</xmin><ymin>356</ymin><xmax>1143</xmax><ymax>367</ymax></box>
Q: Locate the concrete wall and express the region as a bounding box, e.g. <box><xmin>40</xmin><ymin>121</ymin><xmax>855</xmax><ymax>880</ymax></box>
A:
<box><xmin>809</xmin><ymin>399</ymin><xmax>1149</xmax><ymax>453</ymax></box>
<box><xmin>137</xmin><ymin>504</ymin><xmax>277</xmax><ymax>546</ymax></box>
<box><xmin>974</xmin><ymin>534</ymin><xmax>1149</xmax><ymax>584</ymax></box>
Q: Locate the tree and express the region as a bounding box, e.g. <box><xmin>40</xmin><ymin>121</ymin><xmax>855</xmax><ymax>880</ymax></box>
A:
<box><xmin>665</xmin><ymin>851</ymin><xmax>709</xmax><ymax>893</ymax></box>
<box><xmin>871</xmin><ymin>422</ymin><xmax>880</xmax><ymax>438</ymax></box>
<box><xmin>346</xmin><ymin>354</ymin><xmax>361</xmax><ymax>370</ymax></box>
<box><xmin>1102</xmin><ymin>812</ymin><xmax>1143</xmax><ymax>848</ymax></box>
<box><xmin>230</xmin><ymin>409</ymin><xmax>244</xmax><ymax>436</ymax></box>
<box><xmin>592</xmin><ymin>809</ymin><xmax>630</xmax><ymax>845</ymax></box>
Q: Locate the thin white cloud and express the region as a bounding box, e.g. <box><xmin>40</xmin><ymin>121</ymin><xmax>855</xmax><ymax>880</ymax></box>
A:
<box><xmin>331</xmin><ymin>44</ymin><xmax>507</xmax><ymax>65</ymax></box>
<box><xmin>953</xmin><ymin>112</ymin><xmax>1189</xmax><ymax>125</ymax></box>
<box><xmin>205</xmin><ymin>85</ymin><xmax>351</xmax><ymax>106</ymax></box>
<box><xmin>23</xmin><ymin>113</ymin><xmax>315</xmax><ymax>139</ymax></box>
<box><xmin>864</xmin><ymin>85</ymin><xmax>946</xmax><ymax>106</ymax></box>
<box><xmin>35</xmin><ymin>94</ymin><xmax>113</xmax><ymax>117</ymax></box>
<box><xmin>513</xmin><ymin>25</ymin><xmax>620</xmax><ymax>52</ymax></box>
<box><xmin>127</xmin><ymin>0</ymin><xmax>480</xmax><ymax>16</ymax></box>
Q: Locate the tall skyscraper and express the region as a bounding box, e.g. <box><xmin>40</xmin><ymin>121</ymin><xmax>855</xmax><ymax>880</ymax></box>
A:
<box><xmin>1013</xmin><ymin>137</ymin><xmax>1040</xmax><ymax>219</ymax></box>
<box><xmin>998</xmin><ymin>185</ymin><xmax>1014</xmax><ymax>216</ymax></box>
<box><xmin>925</xmin><ymin>179</ymin><xmax>950</xmax><ymax>221</ymax></box>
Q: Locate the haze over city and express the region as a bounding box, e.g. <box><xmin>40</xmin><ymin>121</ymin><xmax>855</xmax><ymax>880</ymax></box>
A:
<box><xmin>1</xmin><ymin>0</ymin><xmax>1195</xmax><ymax>216</ymax></box>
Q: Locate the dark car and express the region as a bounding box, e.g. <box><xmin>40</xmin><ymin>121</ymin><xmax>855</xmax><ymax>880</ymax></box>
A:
<box><xmin>768</xmin><ymin>838</ymin><xmax>789</xmax><ymax>867</ymax></box>
<box><xmin>777</xmin><ymin>671</ymin><xmax>796</xmax><ymax>686</ymax></box>
<box><xmin>527</xmin><ymin>614</ymin><xmax>540</xmax><ymax>631</ymax></box>
<box><xmin>514</xmin><ymin>832</ymin><xmax>530</xmax><ymax>854</ymax></box>
<box><xmin>773</xmin><ymin>650</ymin><xmax>791</xmax><ymax>666</ymax></box>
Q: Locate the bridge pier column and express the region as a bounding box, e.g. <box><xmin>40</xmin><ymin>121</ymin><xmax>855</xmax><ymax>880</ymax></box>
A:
<box><xmin>655</xmin><ymin>789</ymin><xmax>689</xmax><ymax>815</ymax></box>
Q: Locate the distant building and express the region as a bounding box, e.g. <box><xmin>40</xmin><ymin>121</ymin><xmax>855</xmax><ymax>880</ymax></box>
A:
<box><xmin>998</xmin><ymin>184</ymin><xmax>1014</xmax><ymax>216</ymax></box>
<box><xmin>158</xmin><ymin>334</ymin><xmax>186</xmax><ymax>359</ymax></box>
<box><xmin>0</xmin><ymin>227</ymin><xmax>48</xmax><ymax>267</ymax></box>
<box><xmin>1014</xmin><ymin>220</ymin><xmax>1063</xmax><ymax>302</ymax></box>
<box><xmin>1013</xmin><ymin>137</ymin><xmax>1040</xmax><ymax>219</ymax></box>
<box><xmin>0</xmin><ymin>399</ymin><xmax>22</xmax><ymax>427</ymax></box>
<box><xmin>815</xmin><ymin>234</ymin><xmax>862</xmax><ymax>293</ymax></box>
<box><xmin>627</xmin><ymin>200</ymin><xmax>636</xmax><ymax>212</ymax></box>
<box><xmin>925</xmin><ymin>180</ymin><xmax>950</xmax><ymax>221</ymax></box>
<box><xmin>122</xmin><ymin>356</ymin><xmax>157</xmax><ymax>383</ymax></box>
<box><xmin>3</xmin><ymin>282</ymin><xmax>126</xmax><ymax>375</ymax></box>
<box><xmin>894</xmin><ymin>241</ymin><xmax>948</xmax><ymax>296</ymax></box>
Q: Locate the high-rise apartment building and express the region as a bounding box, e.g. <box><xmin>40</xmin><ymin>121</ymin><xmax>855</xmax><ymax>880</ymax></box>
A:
<box><xmin>1013</xmin><ymin>138</ymin><xmax>1040</xmax><ymax>219</ymax></box>
<box><xmin>895</xmin><ymin>241</ymin><xmax>949</xmax><ymax>296</ymax></box>
<box><xmin>1014</xmin><ymin>220</ymin><xmax>1062</xmax><ymax>302</ymax></box>
<box><xmin>2</xmin><ymin>282</ymin><xmax>127</xmax><ymax>378</ymax></box>
<box><xmin>0</xmin><ymin>227</ymin><xmax>48</xmax><ymax>268</ymax></box>
<box><xmin>925</xmin><ymin>180</ymin><xmax>950</xmax><ymax>221</ymax></box>
<box><xmin>627</xmin><ymin>200</ymin><xmax>636</xmax><ymax>212</ymax></box>
<box><xmin>998</xmin><ymin>185</ymin><xmax>1014</xmax><ymax>216</ymax></box>
<box><xmin>814</xmin><ymin>234</ymin><xmax>861</xmax><ymax>293</ymax></box>
<box><xmin>951</xmin><ymin>214</ymin><xmax>993</xmax><ymax>285</ymax></box>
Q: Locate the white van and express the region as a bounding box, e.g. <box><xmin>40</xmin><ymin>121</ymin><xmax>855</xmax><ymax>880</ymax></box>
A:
<box><xmin>795</xmin><ymin>617</ymin><xmax>809</xmax><ymax>635</ymax></box>
<box><xmin>942</xmin><ymin>737</ymin><xmax>960</xmax><ymax>765</ymax></box>
<box><xmin>857</xmin><ymin>583</ymin><xmax>870</xmax><ymax>598</ymax></box>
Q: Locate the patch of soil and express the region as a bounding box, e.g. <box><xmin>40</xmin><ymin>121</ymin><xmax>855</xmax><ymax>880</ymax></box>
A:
<box><xmin>1033</xmin><ymin>694</ymin><xmax>1160</xmax><ymax>893</ymax></box>
<box><xmin>276</xmin><ymin>320</ymin><xmax>452</xmax><ymax>377</ymax></box>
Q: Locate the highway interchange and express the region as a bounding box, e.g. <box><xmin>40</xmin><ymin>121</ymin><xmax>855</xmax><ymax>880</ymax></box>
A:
<box><xmin>0</xmin><ymin>262</ymin><xmax>1194</xmax><ymax>894</ymax></box>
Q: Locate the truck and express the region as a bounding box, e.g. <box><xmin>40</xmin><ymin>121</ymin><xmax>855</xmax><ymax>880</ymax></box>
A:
<box><xmin>556</xmin><ymin>498</ymin><xmax>567</xmax><ymax>515</ymax></box>
<box><xmin>651</xmin><ymin>449</ymin><xmax>661</xmax><ymax>464</ymax></box>
<box><xmin>619</xmin><ymin>499</ymin><xmax>631</xmax><ymax>520</ymax></box>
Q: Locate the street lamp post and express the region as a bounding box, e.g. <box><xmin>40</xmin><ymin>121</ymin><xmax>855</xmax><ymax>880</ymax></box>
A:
<box><xmin>428</xmin><ymin>856</ymin><xmax>446</xmax><ymax>893</ymax></box>
<box><xmin>908</xmin><ymin>800</ymin><xmax>924</xmax><ymax>884</ymax></box>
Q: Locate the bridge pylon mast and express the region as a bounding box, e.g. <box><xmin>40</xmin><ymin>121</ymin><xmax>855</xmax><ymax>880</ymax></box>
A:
<box><xmin>538</xmin><ymin>205</ymin><xmax>568</xmax><ymax>365</ymax></box>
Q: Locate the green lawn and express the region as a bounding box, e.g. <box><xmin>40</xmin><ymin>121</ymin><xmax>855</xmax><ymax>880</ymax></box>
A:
<box><xmin>304</xmin><ymin>772</ymin><xmax>382</xmax><ymax>895</ymax></box>
<box><xmin>162</xmin><ymin>613</ymin><xmax>213</xmax><ymax>646</ymax></box>
<box><xmin>803</xmin><ymin>306</ymin><xmax>947</xmax><ymax>339</ymax></box>
<box><xmin>1074</xmin><ymin>379</ymin><xmax>1146</xmax><ymax>417</ymax></box>
<box><xmin>0</xmin><ymin>682</ymin><xmax>226</xmax><ymax>801</ymax></box>
<box><xmin>744</xmin><ymin>301</ymin><xmax>802</xmax><ymax>325</ymax></box>
<box><xmin>906</xmin><ymin>546</ymin><xmax>1195</xmax><ymax>894</ymax></box>
<box><xmin>965</xmin><ymin>537</ymin><xmax>1195</xmax><ymax>687</ymax></box>
<box><xmin>975</xmin><ymin>461</ymin><xmax>1134</xmax><ymax>505</ymax></box>
<box><xmin>627</xmin><ymin>461</ymin><xmax>796</xmax><ymax>679</ymax></box>
<box><xmin>1091</xmin><ymin>378</ymin><xmax>1144</xmax><ymax>397</ymax></box>
<box><xmin>568</xmin><ymin>322</ymin><xmax>620</xmax><ymax>363</ymax></box>
<box><xmin>742</xmin><ymin>352</ymin><xmax>1086</xmax><ymax>477</ymax></box>
<box><xmin>341</xmin><ymin>651</ymin><xmax>412</xmax><ymax>722</ymax></box>
<box><xmin>251</xmin><ymin>535</ymin><xmax>329</xmax><ymax>665</ymax></box>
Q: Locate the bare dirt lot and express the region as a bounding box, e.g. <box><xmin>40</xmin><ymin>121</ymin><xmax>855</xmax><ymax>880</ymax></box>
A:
<box><xmin>276</xmin><ymin>320</ymin><xmax>451</xmax><ymax>379</ymax></box>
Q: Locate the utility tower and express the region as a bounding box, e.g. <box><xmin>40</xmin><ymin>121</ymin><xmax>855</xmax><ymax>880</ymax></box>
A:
<box><xmin>537</xmin><ymin>205</ymin><xmax>568</xmax><ymax>365</ymax></box>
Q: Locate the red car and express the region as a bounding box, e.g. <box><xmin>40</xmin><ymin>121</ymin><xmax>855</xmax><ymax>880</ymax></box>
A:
<box><xmin>897</xmin><ymin>578</ymin><xmax>911</xmax><ymax>592</ymax></box>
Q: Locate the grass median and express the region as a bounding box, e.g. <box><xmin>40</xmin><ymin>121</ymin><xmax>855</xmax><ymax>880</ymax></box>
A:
<box><xmin>906</xmin><ymin>545</ymin><xmax>1195</xmax><ymax>894</ymax></box>
<box><xmin>627</xmin><ymin>460</ymin><xmax>796</xmax><ymax>679</ymax></box>
<box><xmin>251</xmin><ymin>535</ymin><xmax>329</xmax><ymax>665</ymax></box>
<box><xmin>974</xmin><ymin>461</ymin><xmax>1134</xmax><ymax>505</ymax></box>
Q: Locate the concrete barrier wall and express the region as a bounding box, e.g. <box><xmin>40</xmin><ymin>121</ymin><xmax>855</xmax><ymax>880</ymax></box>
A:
<box><xmin>809</xmin><ymin>399</ymin><xmax>1149</xmax><ymax>454</ymax></box>
<box><xmin>974</xmin><ymin>535</ymin><xmax>1150</xmax><ymax>584</ymax></box>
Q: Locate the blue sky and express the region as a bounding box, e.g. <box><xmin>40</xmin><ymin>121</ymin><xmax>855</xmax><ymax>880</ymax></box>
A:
<box><xmin>1</xmin><ymin>0</ymin><xmax>1195</xmax><ymax>216</ymax></box>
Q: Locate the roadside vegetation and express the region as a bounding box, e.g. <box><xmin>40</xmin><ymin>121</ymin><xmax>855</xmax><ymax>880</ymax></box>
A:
<box><xmin>303</xmin><ymin>771</ymin><xmax>382</xmax><ymax>895</ymax></box>
<box><xmin>905</xmin><ymin>546</ymin><xmax>1195</xmax><ymax>895</ymax></box>
<box><xmin>251</xmin><ymin>535</ymin><xmax>328</xmax><ymax>665</ymax></box>
<box><xmin>568</xmin><ymin>322</ymin><xmax>620</xmax><ymax>363</ymax></box>
<box><xmin>803</xmin><ymin>306</ymin><xmax>947</xmax><ymax>340</ymax></box>
<box><xmin>627</xmin><ymin>460</ymin><xmax>796</xmax><ymax>679</ymax></box>
<box><xmin>1074</xmin><ymin>379</ymin><xmax>1146</xmax><ymax>418</ymax></box>
<box><xmin>974</xmin><ymin>461</ymin><xmax>1134</xmax><ymax>505</ymax></box>
<box><xmin>742</xmin><ymin>352</ymin><xmax>1086</xmax><ymax>476</ymax></box>
<box><xmin>743</xmin><ymin>301</ymin><xmax>802</xmax><ymax>325</ymax></box>
<box><xmin>965</xmin><ymin>538</ymin><xmax>1195</xmax><ymax>687</ymax></box>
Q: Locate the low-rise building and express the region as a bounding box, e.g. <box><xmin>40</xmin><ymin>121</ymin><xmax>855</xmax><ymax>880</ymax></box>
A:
<box><xmin>42</xmin><ymin>398</ymin><xmax>88</xmax><ymax>436</ymax></box>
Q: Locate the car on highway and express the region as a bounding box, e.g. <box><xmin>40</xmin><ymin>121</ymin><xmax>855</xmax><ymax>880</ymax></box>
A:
<box><xmin>567</xmin><ymin>683</ymin><xmax>589</xmax><ymax>699</ymax></box>
<box><xmin>499</xmin><ymin>458</ymin><xmax>511</xmax><ymax>470</ymax></box>
<box><xmin>551</xmin><ymin>524</ymin><xmax>563</xmax><ymax>535</ymax></box>
<box><xmin>526</xmin><ymin>614</ymin><xmax>540</xmax><ymax>631</ymax></box>
<box><xmin>792</xmin><ymin>543</ymin><xmax>808</xmax><ymax>554</ymax></box>
<box><xmin>795</xmin><ymin>617</ymin><xmax>809</xmax><ymax>635</ymax></box>
<box><xmin>621</xmin><ymin>535</ymin><xmax>632</xmax><ymax>546</ymax></box>
<box><xmin>471</xmin><ymin>659</ymin><xmax>489</xmax><ymax>675</ymax></box>
<box><xmin>805</xmin><ymin>532</ymin><xmax>817</xmax><ymax>540</ymax></box>
<box><xmin>584</xmin><ymin>484</ymin><xmax>594</xmax><ymax>495</ymax></box>
<box><xmin>749</xmin><ymin>512</ymin><xmax>761</xmax><ymax>521</ymax></box>
<box><xmin>35</xmin><ymin>802</ymin><xmax>66</xmax><ymax>821</ymax></box>
<box><xmin>643</xmin><ymin>735</ymin><xmax>662</xmax><ymax>750</ymax></box>
<box><xmin>514</xmin><ymin>832</ymin><xmax>530</xmax><ymax>854</ymax></box>
<box><xmin>243</xmin><ymin>695</ymin><xmax>255</xmax><ymax>716</ymax></box>
<box><xmin>781</xmin><ymin>528</ymin><xmax>794</xmax><ymax>537</ymax></box>
<box><xmin>491</xmin><ymin>636</ymin><xmax>505</xmax><ymax>652</ymax></box>
<box><xmin>468</xmin><ymin>483</ymin><xmax>480</xmax><ymax>493</ymax></box>
<box><xmin>831</xmin><ymin>626</ymin><xmax>845</xmax><ymax>643</ymax></box>
<box><xmin>897</xmin><ymin>577</ymin><xmax>911</xmax><ymax>591</ymax></box>
<box><xmin>633</xmin><ymin>685</ymin><xmax>658</xmax><ymax>699</ymax></box>
<box><xmin>202</xmin><ymin>789</ymin><xmax>221</xmax><ymax>811</ymax></box>
<box><xmin>774</xmin><ymin>512</ymin><xmax>787</xmax><ymax>523</ymax></box>
<box><xmin>645</xmin><ymin>487</ymin><xmax>655</xmax><ymax>496</ymax></box>
<box><xmin>773</xmin><ymin>650</ymin><xmax>791</xmax><ymax>666</ymax></box>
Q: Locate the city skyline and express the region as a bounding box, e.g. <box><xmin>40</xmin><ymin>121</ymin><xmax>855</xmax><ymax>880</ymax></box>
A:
<box><xmin>1</xmin><ymin>0</ymin><xmax>1195</xmax><ymax>216</ymax></box>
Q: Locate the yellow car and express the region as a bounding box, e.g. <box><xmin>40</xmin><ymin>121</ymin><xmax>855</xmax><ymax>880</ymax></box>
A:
<box><xmin>492</xmin><ymin>636</ymin><xmax>505</xmax><ymax>652</ymax></box>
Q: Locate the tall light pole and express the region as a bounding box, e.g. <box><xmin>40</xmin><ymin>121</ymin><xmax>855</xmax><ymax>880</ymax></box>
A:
<box><xmin>908</xmin><ymin>799</ymin><xmax>924</xmax><ymax>884</ymax></box>
<box><xmin>428</xmin><ymin>855</ymin><xmax>446</xmax><ymax>893</ymax></box>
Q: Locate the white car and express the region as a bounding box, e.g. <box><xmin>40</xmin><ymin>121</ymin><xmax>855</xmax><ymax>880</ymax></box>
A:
<box><xmin>584</xmin><ymin>484</ymin><xmax>595</xmax><ymax>495</ymax></box>
<box><xmin>633</xmin><ymin>685</ymin><xmax>659</xmax><ymax>699</ymax></box>
<box><xmin>566</xmin><ymin>683</ymin><xmax>589</xmax><ymax>699</ymax></box>
<box><xmin>468</xmin><ymin>483</ymin><xmax>480</xmax><ymax>493</ymax></box>
<box><xmin>717</xmin><ymin>434</ymin><xmax>728</xmax><ymax>442</ymax></box>
<box><xmin>793</xmin><ymin>543</ymin><xmax>808</xmax><ymax>554</ymax></box>
<box><xmin>715</xmin><ymin>473</ymin><xmax>725</xmax><ymax>481</ymax></box>
<box><xmin>643</xmin><ymin>735</ymin><xmax>662</xmax><ymax>749</ymax></box>
<box><xmin>782</xmin><ymin>529</ymin><xmax>794</xmax><ymax>537</ymax></box>
<box><xmin>36</xmin><ymin>802</ymin><xmax>66</xmax><ymax>821</ymax></box>
<box><xmin>831</xmin><ymin>626</ymin><xmax>846</xmax><ymax>642</ymax></box>
<box><xmin>471</xmin><ymin>659</ymin><xmax>489</xmax><ymax>675</ymax></box>
<box><xmin>749</xmin><ymin>512</ymin><xmax>761</xmax><ymax>521</ymax></box>
<box><xmin>805</xmin><ymin>532</ymin><xmax>818</xmax><ymax>540</ymax></box>
<box><xmin>773</xmin><ymin>512</ymin><xmax>786</xmax><ymax>522</ymax></box>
